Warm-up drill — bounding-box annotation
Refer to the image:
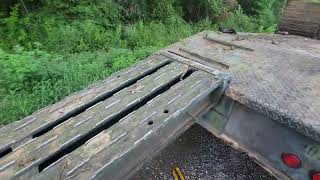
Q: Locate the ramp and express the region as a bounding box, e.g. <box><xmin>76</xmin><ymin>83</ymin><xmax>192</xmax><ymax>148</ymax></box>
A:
<box><xmin>0</xmin><ymin>54</ymin><xmax>228</xmax><ymax>179</ymax></box>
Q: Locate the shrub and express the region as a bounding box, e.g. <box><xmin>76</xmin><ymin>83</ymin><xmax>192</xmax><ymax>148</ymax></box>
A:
<box><xmin>237</xmin><ymin>0</ymin><xmax>287</xmax><ymax>31</ymax></box>
<box><xmin>0</xmin><ymin>5</ymin><xmax>31</xmax><ymax>49</ymax></box>
<box><xmin>41</xmin><ymin>0</ymin><xmax>121</xmax><ymax>28</ymax></box>
<box><xmin>193</xmin><ymin>18</ymin><xmax>218</xmax><ymax>32</ymax></box>
<box><xmin>123</xmin><ymin>17</ymin><xmax>193</xmax><ymax>49</ymax></box>
<box><xmin>218</xmin><ymin>7</ymin><xmax>256</xmax><ymax>32</ymax></box>
<box><xmin>0</xmin><ymin>46</ymin><xmax>64</xmax><ymax>93</ymax></box>
<box><xmin>116</xmin><ymin>0</ymin><xmax>176</xmax><ymax>23</ymax></box>
<box><xmin>0</xmin><ymin>0</ymin><xmax>122</xmax><ymax>51</ymax></box>
<box><xmin>173</xmin><ymin>0</ymin><xmax>228</xmax><ymax>21</ymax></box>
<box><xmin>44</xmin><ymin>20</ymin><xmax>122</xmax><ymax>53</ymax></box>
<box><xmin>0</xmin><ymin>0</ymin><xmax>289</xmax><ymax>124</ymax></box>
<box><xmin>0</xmin><ymin>47</ymin><xmax>158</xmax><ymax>123</ymax></box>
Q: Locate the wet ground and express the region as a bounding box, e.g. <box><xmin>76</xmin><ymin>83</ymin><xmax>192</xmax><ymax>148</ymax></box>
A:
<box><xmin>132</xmin><ymin>124</ymin><xmax>275</xmax><ymax>180</ymax></box>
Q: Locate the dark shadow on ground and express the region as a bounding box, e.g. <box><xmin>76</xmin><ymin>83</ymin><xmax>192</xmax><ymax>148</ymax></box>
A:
<box><xmin>132</xmin><ymin>124</ymin><xmax>275</xmax><ymax>180</ymax></box>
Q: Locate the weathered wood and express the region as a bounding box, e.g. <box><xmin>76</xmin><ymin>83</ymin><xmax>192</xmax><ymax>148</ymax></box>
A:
<box><xmin>0</xmin><ymin>53</ymin><xmax>224</xmax><ymax>180</ymax></box>
<box><xmin>0</xmin><ymin>55</ymin><xmax>169</xmax><ymax>152</ymax></box>
<box><xmin>279</xmin><ymin>1</ymin><xmax>320</xmax><ymax>39</ymax></box>
<box><xmin>33</xmin><ymin>71</ymin><xmax>221</xmax><ymax>180</ymax></box>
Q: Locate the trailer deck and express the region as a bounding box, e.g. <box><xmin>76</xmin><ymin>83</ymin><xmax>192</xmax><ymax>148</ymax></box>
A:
<box><xmin>166</xmin><ymin>32</ymin><xmax>320</xmax><ymax>142</ymax></box>
<box><xmin>0</xmin><ymin>32</ymin><xmax>319</xmax><ymax>180</ymax></box>
<box><xmin>0</xmin><ymin>53</ymin><xmax>227</xmax><ymax>179</ymax></box>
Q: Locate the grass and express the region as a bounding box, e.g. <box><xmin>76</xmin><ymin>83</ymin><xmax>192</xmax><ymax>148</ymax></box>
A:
<box><xmin>0</xmin><ymin>16</ymin><xmax>221</xmax><ymax>124</ymax></box>
<box><xmin>0</xmin><ymin>48</ymin><xmax>158</xmax><ymax>124</ymax></box>
<box><xmin>0</xmin><ymin>1</ymin><xmax>287</xmax><ymax>124</ymax></box>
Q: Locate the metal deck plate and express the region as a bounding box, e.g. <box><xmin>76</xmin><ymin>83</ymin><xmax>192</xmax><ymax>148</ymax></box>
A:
<box><xmin>0</xmin><ymin>54</ymin><xmax>225</xmax><ymax>179</ymax></box>
<box><xmin>166</xmin><ymin>32</ymin><xmax>320</xmax><ymax>142</ymax></box>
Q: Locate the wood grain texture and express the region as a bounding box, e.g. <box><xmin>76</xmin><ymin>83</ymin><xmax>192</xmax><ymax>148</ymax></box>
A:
<box><xmin>0</xmin><ymin>52</ymin><xmax>223</xmax><ymax>180</ymax></box>
<box><xmin>279</xmin><ymin>1</ymin><xmax>320</xmax><ymax>39</ymax></box>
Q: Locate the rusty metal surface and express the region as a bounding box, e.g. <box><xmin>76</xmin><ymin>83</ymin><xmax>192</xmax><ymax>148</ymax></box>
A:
<box><xmin>0</xmin><ymin>54</ymin><xmax>225</xmax><ymax>179</ymax></box>
<box><xmin>165</xmin><ymin>31</ymin><xmax>320</xmax><ymax>142</ymax></box>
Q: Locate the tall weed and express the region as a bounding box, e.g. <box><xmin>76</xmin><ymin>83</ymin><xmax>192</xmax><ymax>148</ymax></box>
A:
<box><xmin>45</xmin><ymin>20</ymin><xmax>122</xmax><ymax>53</ymax></box>
<box><xmin>123</xmin><ymin>17</ymin><xmax>193</xmax><ymax>49</ymax></box>
<box><xmin>0</xmin><ymin>47</ymin><xmax>158</xmax><ymax>123</ymax></box>
<box><xmin>0</xmin><ymin>0</ymin><xmax>288</xmax><ymax>123</ymax></box>
<box><xmin>0</xmin><ymin>46</ymin><xmax>64</xmax><ymax>93</ymax></box>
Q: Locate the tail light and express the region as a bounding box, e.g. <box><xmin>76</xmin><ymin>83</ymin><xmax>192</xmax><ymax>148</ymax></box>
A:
<box><xmin>281</xmin><ymin>153</ymin><xmax>301</xmax><ymax>169</ymax></box>
<box><xmin>312</xmin><ymin>172</ymin><xmax>320</xmax><ymax>180</ymax></box>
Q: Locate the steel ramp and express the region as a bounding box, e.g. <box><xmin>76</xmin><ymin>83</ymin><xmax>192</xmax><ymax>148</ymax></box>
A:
<box><xmin>0</xmin><ymin>53</ymin><xmax>227</xmax><ymax>180</ymax></box>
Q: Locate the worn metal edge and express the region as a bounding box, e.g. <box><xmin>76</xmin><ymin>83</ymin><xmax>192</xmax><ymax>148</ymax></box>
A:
<box><xmin>225</xmin><ymin>88</ymin><xmax>320</xmax><ymax>143</ymax></box>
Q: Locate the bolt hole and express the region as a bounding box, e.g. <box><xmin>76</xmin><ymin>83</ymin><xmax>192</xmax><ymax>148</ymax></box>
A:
<box><xmin>117</xmin><ymin>75</ymin><xmax>120</xmax><ymax>78</ymax></box>
<box><xmin>147</xmin><ymin>121</ymin><xmax>153</xmax><ymax>125</ymax></box>
<box><xmin>163</xmin><ymin>109</ymin><xmax>169</xmax><ymax>114</ymax></box>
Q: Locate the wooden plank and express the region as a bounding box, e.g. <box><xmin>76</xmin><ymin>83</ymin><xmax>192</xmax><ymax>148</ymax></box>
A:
<box><xmin>0</xmin><ymin>55</ymin><xmax>169</xmax><ymax>153</ymax></box>
<box><xmin>0</xmin><ymin>47</ymin><xmax>226</xmax><ymax>179</ymax></box>
<box><xmin>0</xmin><ymin>62</ymin><xmax>191</xmax><ymax>178</ymax></box>
<box><xmin>31</xmin><ymin>71</ymin><xmax>221</xmax><ymax>180</ymax></box>
<box><xmin>279</xmin><ymin>1</ymin><xmax>320</xmax><ymax>39</ymax></box>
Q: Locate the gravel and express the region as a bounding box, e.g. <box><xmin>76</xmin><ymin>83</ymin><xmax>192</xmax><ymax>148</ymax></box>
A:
<box><xmin>131</xmin><ymin>124</ymin><xmax>276</xmax><ymax>180</ymax></box>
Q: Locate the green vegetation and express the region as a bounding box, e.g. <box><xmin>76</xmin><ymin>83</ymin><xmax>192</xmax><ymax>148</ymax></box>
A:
<box><xmin>0</xmin><ymin>0</ymin><xmax>287</xmax><ymax>124</ymax></box>
<box><xmin>309</xmin><ymin>0</ymin><xmax>320</xmax><ymax>3</ymax></box>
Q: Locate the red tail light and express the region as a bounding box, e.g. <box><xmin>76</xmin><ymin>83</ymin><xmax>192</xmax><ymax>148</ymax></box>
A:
<box><xmin>312</xmin><ymin>172</ymin><xmax>320</xmax><ymax>180</ymax></box>
<box><xmin>281</xmin><ymin>153</ymin><xmax>301</xmax><ymax>169</ymax></box>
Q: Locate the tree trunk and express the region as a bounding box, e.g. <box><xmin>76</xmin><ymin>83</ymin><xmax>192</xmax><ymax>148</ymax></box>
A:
<box><xmin>279</xmin><ymin>1</ymin><xmax>320</xmax><ymax>39</ymax></box>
